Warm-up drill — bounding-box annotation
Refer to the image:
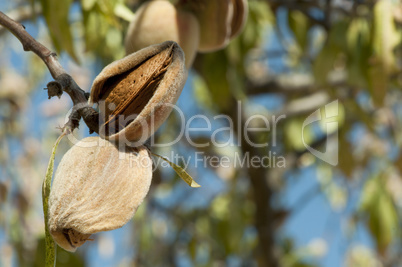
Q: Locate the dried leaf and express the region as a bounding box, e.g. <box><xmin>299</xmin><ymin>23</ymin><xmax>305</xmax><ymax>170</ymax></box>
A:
<box><xmin>151</xmin><ymin>152</ymin><xmax>201</xmax><ymax>188</ymax></box>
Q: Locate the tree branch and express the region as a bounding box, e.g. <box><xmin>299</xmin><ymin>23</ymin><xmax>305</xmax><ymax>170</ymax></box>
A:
<box><xmin>241</xmin><ymin>139</ymin><xmax>278</xmax><ymax>267</ymax></box>
<box><xmin>0</xmin><ymin>11</ymin><xmax>99</xmax><ymax>134</ymax></box>
<box><xmin>0</xmin><ymin>4</ymin><xmax>42</xmax><ymax>36</ymax></box>
<box><xmin>227</xmin><ymin>101</ymin><xmax>278</xmax><ymax>267</ymax></box>
<box><xmin>246</xmin><ymin>78</ymin><xmax>317</xmax><ymax>96</ymax></box>
<box><xmin>276</xmin><ymin>91</ymin><xmax>331</xmax><ymax>117</ymax></box>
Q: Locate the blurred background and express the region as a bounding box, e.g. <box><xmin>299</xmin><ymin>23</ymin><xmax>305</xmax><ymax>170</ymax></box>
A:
<box><xmin>0</xmin><ymin>0</ymin><xmax>402</xmax><ymax>266</ymax></box>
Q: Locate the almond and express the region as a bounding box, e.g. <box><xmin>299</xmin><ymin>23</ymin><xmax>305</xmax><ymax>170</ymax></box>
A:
<box><xmin>90</xmin><ymin>41</ymin><xmax>187</xmax><ymax>146</ymax></box>
<box><xmin>48</xmin><ymin>136</ymin><xmax>152</xmax><ymax>252</ymax></box>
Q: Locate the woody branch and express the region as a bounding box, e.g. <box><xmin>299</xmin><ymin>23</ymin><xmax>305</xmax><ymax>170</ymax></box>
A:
<box><xmin>0</xmin><ymin>11</ymin><xmax>99</xmax><ymax>134</ymax></box>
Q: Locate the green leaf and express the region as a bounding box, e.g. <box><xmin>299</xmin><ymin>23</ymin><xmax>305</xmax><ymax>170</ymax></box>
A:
<box><xmin>313</xmin><ymin>20</ymin><xmax>349</xmax><ymax>84</ymax></box>
<box><xmin>285</xmin><ymin>118</ymin><xmax>313</xmax><ymax>151</ymax></box>
<box><xmin>114</xmin><ymin>3</ymin><xmax>135</xmax><ymax>22</ymax></box>
<box><xmin>193</xmin><ymin>74</ymin><xmax>215</xmax><ymax>112</ymax></box>
<box><xmin>199</xmin><ymin>51</ymin><xmax>232</xmax><ymax>112</ymax></box>
<box><xmin>373</xmin><ymin>0</ymin><xmax>400</xmax><ymax>70</ymax></box>
<box><xmin>242</xmin><ymin>1</ymin><xmax>274</xmax><ymax>48</ymax></box>
<box><xmin>346</xmin><ymin>18</ymin><xmax>371</xmax><ymax>88</ymax></box>
<box><xmin>368</xmin><ymin>0</ymin><xmax>401</xmax><ymax>106</ymax></box>
<box><xmin>81</xmin><ymin>0</ymin><xmax>97</xmax><ymax>11</ymax></box>
<box><xmin>367</xmin><ymin>64</ymin><xmax>388</xmax><ymax>107</ymax></box>
<box><xmin>359</xmin><ymin>175</ymin><xmax>398</xmax><ymax>255</ymax></box>
<box><xmin>39</xmin><ymin>0</ymin><xmax>78</xmax><ymax>62</ymax></box>
<box><xmin>82</xmin><ymin>4</ymin><xmax>125</xmax><ymax>62</ymax></box>
<box><xmin>288</xmin><ymin>10</ymin><xmax>309</xmax><ymax>52</ymax></box>
<box><xmin>337</xmin><ymin>131</ymin><xmax>356</xmax><ymax>178</ymax></box>
<box><xmin>42</xmin><ymin>133</ymin><xmax>66</xmax><ymax>267</ymax></box>
<box><xmin>151</xmin><ymin>153</ymin><xmax>201</xmax><ymax>188</ymax></box>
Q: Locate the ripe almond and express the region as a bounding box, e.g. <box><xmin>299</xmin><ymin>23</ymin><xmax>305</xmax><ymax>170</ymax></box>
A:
<box><xmin>230</xmin><ymin>0</ymin><xmax>248</xmax><ymax>39</ymax></box>
<box><xmin>125</xmin><ymin>0</ymin><xmax>200</xmax><ymax>68</ymax></box>
<box><xmin>188</xmin><ymin>0</ymin><xmax>248</xmax><ymax>52</ymax></box>
<box><xmin>195</xmin><ymin>0</ymin><xmax>234</xmax><ymax>53</ymax></box>
<box><xmin>48</xmin><ymin>137</ymin><xmax>152</xmax><ymax>252</ymax></box>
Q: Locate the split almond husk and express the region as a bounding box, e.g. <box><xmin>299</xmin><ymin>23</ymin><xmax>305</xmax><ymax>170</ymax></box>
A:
<box><xmin>48</xmin><ymin>136</ymin><xmax>152</xmax><ymax>252</ymax></box>
<box><xmin>90</xmin><ymin>41</ymin><xmax>187</xmax><ymax>146</ymax></box>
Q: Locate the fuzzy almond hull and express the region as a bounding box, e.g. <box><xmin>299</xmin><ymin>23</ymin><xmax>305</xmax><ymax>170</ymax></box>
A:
<box><xmin>48</xmin><ymin>137</ymin><xmax>152</xmax><ymax>252</ymax></box>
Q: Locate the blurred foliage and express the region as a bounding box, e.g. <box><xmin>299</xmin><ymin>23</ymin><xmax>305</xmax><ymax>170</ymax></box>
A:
<box><xmin>0</xmin><ymin>0</ymin><xmax>402</xmax><ymax>267</ymax></box>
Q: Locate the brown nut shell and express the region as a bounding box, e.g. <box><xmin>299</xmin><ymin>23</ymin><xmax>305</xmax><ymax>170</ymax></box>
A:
<box><xmin>230</xmin><ymin>0</ymin><xmax>248</xmax><ymax>39</ymax></box>
<box><xmin>195</xmin><ymin>0</ymin><xmax>234</xmax><ymax>53</ymax></box>
<box><xmin>125</xmin><ymin>0</ymin><xmax>200</xmax><ymax>68</ymax></box>
<box><xmin>90</xmin><ymin>41</ymin><xmax>187</xmax><ymax>146</ymax></box>
<box><xmin>48</xmin><ymin>137</ymin><xmax>152</xmax><ymax>252</ymax></box>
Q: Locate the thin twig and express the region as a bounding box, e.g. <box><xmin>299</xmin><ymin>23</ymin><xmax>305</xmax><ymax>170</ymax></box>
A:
<box><xmin>0</xmin><ymin>11</ymin><xmax>99</xmax><ymax>134</ymax></box>
<box><xmin>0</xmin><ymin>11</ymin><xmax>63</xmax><ymax>78</ymax></box>
<box><xmin>0</xmin><ymin>4</ymin><xmax>42</xmax><ymax>36</ymax></box>
<box><xmin>62</xmin><ymin>106</ymin><xmax>82</xmax><ymax>134</ymax></box>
